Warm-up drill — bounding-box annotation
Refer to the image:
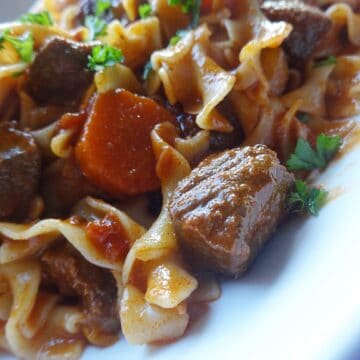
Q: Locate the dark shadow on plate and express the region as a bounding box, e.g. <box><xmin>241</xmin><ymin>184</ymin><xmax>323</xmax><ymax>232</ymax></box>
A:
<box><xmin>338</xmin><ymin>334</ymin><xmax>360</xmax><ymax>360</ymax></box>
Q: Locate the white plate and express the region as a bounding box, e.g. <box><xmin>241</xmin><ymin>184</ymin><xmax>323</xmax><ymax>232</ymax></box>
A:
<box><xmin>1</xmin><ymin>2</ymin><xmax>360</xmax><ymax>359</ymax></box>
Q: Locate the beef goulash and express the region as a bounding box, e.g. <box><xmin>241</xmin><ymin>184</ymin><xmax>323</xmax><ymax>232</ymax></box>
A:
<box><xmin>169</xmin><ymin>145</ymin><xmax>295</xmax><ymax>277</ymax></box>
<box><xmin>0</xmin><ymin>0</ymin><xmax>358</xmax><ymax>357</ymax></box>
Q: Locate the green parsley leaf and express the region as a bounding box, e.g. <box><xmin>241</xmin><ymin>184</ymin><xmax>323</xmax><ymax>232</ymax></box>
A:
<box><xmin>297</xmin><ymin>112</ymin><xmax>311</xmax><ymax>124</ymax></box>
<box><xmin>168</xmin><ymin>0</ymin><xmax>193</xmax><ymax>13</ymax></box>
<box><xmin>169</xmin><ymin>34</ymin><xmax>181</xmax><ymax>45</ymax></box>
<box><xmin>287</xmin><ymin>138</ymin><xmax>323</xmax><ymax>170</ymax></box>
<box><xmin>139</xmin><ymin>3</ymin><xmax>152</xmax><ymax>19</ymax></box>
<box><xmin>288</xmin><ymin>180</ymin><xmax>328</xmax><ymax>216</ymax></box>
<box><xmin>85</xmin><ymin>15</ymin><xmax>107</xmax><ymax>41</ymax></box>
<box><xmin>88</xmin><ymin>44</ymin><xmax>124</xmax><ymax>72</ymax></box>
<box><xmin>0</xmin><ymin>30</ymin><xmax>34</xmax><ymax>63</ymax></box>
<box><xmin>143</xmin><ymin>60</ymin><xmax>153</xmax><ymax>80</ymax></box>
<box><xmin>169</xmin><ymin>29</ymin><xmax>188</xmax><ymax>46</ymax></box>
<box><xmin>95</xmin><ymin>0</ymin><xmax>112</xmax><ymax>16</ymax></box>
<box><xmin>316</xmin><ymin>133</ymin><xmax>342</xmax><ymax>164</ymax></box>
<box><xmin>19</xmin><ymin>11</ymin><xmax>53</xmax><ymax>26</ymax></box>
<box><xmin>286</xmin><ymin>134</ymin><xmax>341</xmax><ymax>171</ymax></box>
<box><xmin>11</xmin><ymin>71</ymin><xmax>24</xmax><ymax>78</ymax></box>
<box><xmin>314</xmin><ymin>55</ymin><xmax>337</xmax><ymax>68</ymax></box>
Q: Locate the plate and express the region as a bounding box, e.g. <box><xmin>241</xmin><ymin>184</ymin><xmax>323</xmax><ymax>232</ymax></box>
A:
<box><xmin>1</xmin><ymin>2</ymin><xmax>360</xmax><ymax>359</ymax></box>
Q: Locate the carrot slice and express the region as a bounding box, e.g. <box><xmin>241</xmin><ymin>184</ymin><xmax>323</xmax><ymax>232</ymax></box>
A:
<box><xmin>75</xmin><ymin>89</ymin><xmax>175</xmax><ymax>197</ymax></box>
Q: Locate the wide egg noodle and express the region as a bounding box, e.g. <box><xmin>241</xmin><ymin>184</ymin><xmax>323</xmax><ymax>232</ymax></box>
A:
<box><xmin>152</xmin><ymin>26</ymin><xmax>236</xmax><ymax>132</ymax></box>
<box><xmin>326</xmin><ymin>55</ymin><xmax>360</xmax><ymax>118</ymax></box>
<box><xmin>0</xmin><ymin>260</ymin><xmax>85</xmax><ymax>359</ymax></box>
<box><xmin>326</xmin><ymin>3</ymin><xmax>360</xmax><ymax>46</ymax></box>
<box><xmin>0</xmin><ymin>199</ymin><xmax>146</xmax><ymax>355</ymax></box>
<box><xmin>121</xmin><ymin>122</ymin><xmax>198</xmax><ymax>344</ymax></box>
<box><xmin>103</xmin><ymin>18</ymin><xmax>162</xmax><ymax>69</ymax></box>
<box><xmin>0</xmin><ymin>197</ymin><xmax>145</xmax><ymax>269</ymax></box>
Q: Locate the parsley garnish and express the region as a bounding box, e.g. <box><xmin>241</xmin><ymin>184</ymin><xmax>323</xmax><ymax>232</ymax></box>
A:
<box><xmin>170</xmin><ymin>34</ymin><xmax>182</xmax><ymax>45</ymax></box>
<box><xmin>88</xmin><ymin>45</ymin><xmax>124</xmax><ymax>71</ymax></box>
<box><xmin>314</xmin><ymin>55</ymin><xmax>337</xmax><ymax>68</ymax></box>
<box><xmin>316</xmin><ymin>133</ymin><xmax>342</xmax><ymax>164</ymax></box>
<box><xmin>0</xmin><ymin>30</ymin><xmax>34</xmax><ymax>63</ymax></box>
<box><xmin>85</xmin><ymin>15</ymin><xmax>107</xmax><ymax>41</ymax></box>
<box><xmin>139</xmin><ymin>3</ymin><xmax>152</xmax><ymax>18</ymax></box>
<box><xmin>143</xmin><ymin>60</ymin><xmax>153</xmax><ymax>80</ymax></box>
<box><xmin>95</xmin><ymin>0</ymin><xmax>112</xmax><ymax>16</ymax></box>
<box><xmin>20</xmin><ymin>11</ymin><xmax>53</xmax><ymax>26</ymax></box>
<box><xmin>168</xmin><ymin>0</ymin><xmax>194</xmax><ymax>13</ymax></box>
<box><xmin>169</xmin><ymin>29</ymin><xmax>188</xmax><ymax>45</ymax></box>
<box><xmin>286</xmin><ymin>134</ymin><xmax>341</xmax><ymax>171</ymax></box>
<box><xmin>297</xmin><ymin>112</ymin><xmax>311</xmax><ymax>124</ymax></box>
<box><xmin>11</xmin><ymin>71</ymin><xmax>24</xmax><ymax>78</ymax></box>
<box><xmin>288</xmin><ymin>180</ymin><xmax>328</xmax><ymax>216</ymax></box>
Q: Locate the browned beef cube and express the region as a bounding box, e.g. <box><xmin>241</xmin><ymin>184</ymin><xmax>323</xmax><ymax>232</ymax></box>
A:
<box><xmin>41</xmin><ymin>244</ymin><xmax>120</xmax><ymax>336</ymax></box>
<box><xmin>0</xmin><ymin>122</ymin><xmax>40</xmax><ymax>219</ymax></box>
<box><xmin>169</xmin><ymin>145</ymin><xmax>294</xmax><ymax>277</ymax></box>
<box><xmin>261</xmin><ymin>0</ymin><xmax>331</xmax><ymax>66</ymax></box>
<box><xmin>26</xmin><ymin>37</ymin><xmax>93</xmax><ymax>106</ymax></box>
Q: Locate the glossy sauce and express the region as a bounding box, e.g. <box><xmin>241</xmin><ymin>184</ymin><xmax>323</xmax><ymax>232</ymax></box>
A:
<box><xmin>86</xmin><ymin>214</ymin><xmax>130</xmax><ymax>263</ymax></box>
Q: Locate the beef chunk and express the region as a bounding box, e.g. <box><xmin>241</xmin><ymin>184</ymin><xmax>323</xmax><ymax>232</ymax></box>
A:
<box><xmin>41</xmin><ymin>244</ymin><xmax>120</xmax><ymax>334</ymax></box>
<box><xmin>26</xmin><ymin>37</ymin><xmax>93</xmax><ymax>106</ymax></box>
<box><xmin>261</xmin><ymin>0</ymin><xmax>331</xmax><ymax>66</ymax></box>
<box><xmin>169</xmin><ymin>145</ymin><xmax>294</xmax><ymax>277</ymax></box>
<box><xmin>0</xmin><ymin>123</ymin><xmax>40</xmax><ymax>219</ymax></box>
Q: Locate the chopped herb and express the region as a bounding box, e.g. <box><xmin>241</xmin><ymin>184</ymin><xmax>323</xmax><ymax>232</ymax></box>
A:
<box><xmin>95</xmin><ymin>0</ymin><xmax>112</xmax><ymax>16</ymax></box>
<box><xmin>85</xmin><ymin>15</ymin><xmax>107</xmax><ymax>41</ymax></box>
<box><xmin>169</xmin><ymin>34</ymin><xmax>181</xmax><ymax>45</ymax></box>
<box><xmin>315</xmin><ymin>133</ymin><xmax>342</xmax><ymax>164</ymax></box>
<box><xmin>88</xmin><ymin>44</ymin><xmax>124</xmax><ymax>72</ymax></box>
<box><xmin>288</xmin><ymin>180</ymin><xmax>328</xmax><ymax>216</ymax></box>
<box><xmin>168</xmin><ymin>0</ymin><xmax>194</xmax><ymax>13</ymax></box>
<box><xmin>169</xmin><ymin>29</ymin><xmax>188</xmax><ymax>45</ymax></box>
<box><xmin>11</xmin><ymin>71</ymin><xmax>24</xmax><ymax>78</ymax></box>
<box><xmin>143</xmin><ymin>60</ymin><xmax>153</xmax><ymax>80</ymax></box>
<box><xmin>19</xmin><ymin>11</ymin><xmax>53</xmax><ymax>26</ymax></box>
<box><xmin>286</xmin><ymin>134</ymin><xmax>341</xmax><ymax>171</ymax></box>
<box><xmin>139</xmin><ymin>3</ymin><xmax>152</xmax><ymax>19</ymax></box>
<box><xmin>0</xmin><ymin>30</ymin><xmax>34</xmax><ymax>63</ymax></box>
<box><xmin>314</xmin><ymin>55</ymin><xmax>337</xmax><ymax>68</ymax></box>
<box><xmin>297</xmin><ymin>112</ymin><xmax>311</xmax><ymax>124</ymax></box>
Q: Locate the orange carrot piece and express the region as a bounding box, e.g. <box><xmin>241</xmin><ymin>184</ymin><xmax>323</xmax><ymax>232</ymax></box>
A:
<box><xmin>75</xmin><ymin>89</ymin><xmax>175</xmax><ymax>197</ymax></box>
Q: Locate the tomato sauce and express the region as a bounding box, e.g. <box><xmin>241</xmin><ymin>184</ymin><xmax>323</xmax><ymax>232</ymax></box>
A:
<box><xmin>86</xmin><ymin>214</ymin><xmax>130</xmax><ymax>263</ymax></box>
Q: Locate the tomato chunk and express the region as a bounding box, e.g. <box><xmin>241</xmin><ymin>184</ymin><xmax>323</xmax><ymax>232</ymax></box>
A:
<box><xmin>75</xmin><ymin>89</ymin><xmax>175</xmax><ymax>196</ymax></box>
